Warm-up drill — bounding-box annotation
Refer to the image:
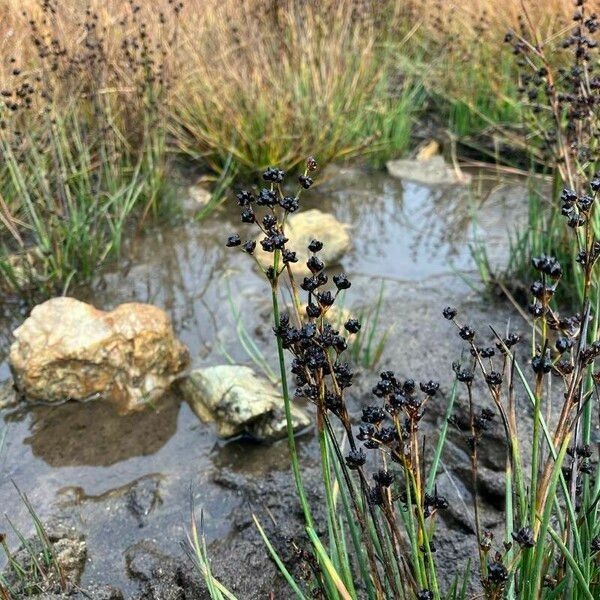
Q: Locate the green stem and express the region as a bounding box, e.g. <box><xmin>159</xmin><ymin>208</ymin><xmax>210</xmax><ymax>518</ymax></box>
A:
<box><xmin>318</xmin><ymin>422</ymin><xmax>356</xmax><ymax>598</ymax></box>
<box><xmin>531</xmin><ymin>435</ymin><xmax>572</xmax><ymax>599</ymax></box>
<box><xmin>530</xmin><ymin>373</ymin><xmax>542</xmax><ymax>528</ymax></box>
<box><xmin>271</xmin><ymin>282</ymin><xmax>314</xmax><ymax>530</ymax></box>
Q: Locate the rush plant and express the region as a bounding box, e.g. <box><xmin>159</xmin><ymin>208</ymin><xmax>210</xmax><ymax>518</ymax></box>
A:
<box><xmin>0</xmin><ymin>0</ymin><xmax>179</xmax><ymax>301</ymax></box>
<box><xmin>192</xmin><ymin>149</ymin><xmax>599</xmax><ymax>598</ymax></box>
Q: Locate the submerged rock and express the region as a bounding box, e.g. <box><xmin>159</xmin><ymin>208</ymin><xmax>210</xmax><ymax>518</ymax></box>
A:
<box><xmin>254</xmin><ymin>208</ymin><xmax>351</xmax><ymax>275</ymax></box>
<box><xmin>9</xmin><ymin>297</ymin><xmax>190</xmax><ymax>413</ymax></box>
<box><xmin>386</xmin><ymin>155</ymin><xmax>471</xmax><ymax>186</ymax></box>
<box><xmin>180</xmin><ymin>365</ymin><xmax>311</xmax><ymax>440</ymax></box>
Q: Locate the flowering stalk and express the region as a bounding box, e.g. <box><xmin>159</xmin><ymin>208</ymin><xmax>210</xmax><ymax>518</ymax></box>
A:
<box><xmin>225</xmin><ymin>159</ymin><xmax>451</xmax><ymax>599</ymax></box>
<box><xmin>270</xmin><ymin>258</ymin><xmax>314</xmax><ymax>530</ymax></box>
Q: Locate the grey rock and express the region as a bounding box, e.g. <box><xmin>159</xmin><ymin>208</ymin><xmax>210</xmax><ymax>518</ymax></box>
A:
<box><xmin>386</xmin><ymin>155</ymin><xmax>471</xmax><ymax>186</ymax></box>
<box><xmin>180</xmin><ymin>365</ymin><xmax>311</xmax><ymax>440</ymax></box>
<box><xmin>435</xmin><ymin>470</ymin><xmax>476</xmax><ymax>533</ymax></box>
<box><xmin>126</xmin><ymin>475</ymin><xmax>163</xmax><ymax>526</ymax></box>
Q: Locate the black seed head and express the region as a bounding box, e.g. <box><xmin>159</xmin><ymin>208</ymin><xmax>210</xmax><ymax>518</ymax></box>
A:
<box><xmin>226</xmin><ymin>234</ymin><xmax>241</xmax><ymax>247</ymax></box>
<box><xmin>345</xmin><ymin>448</ymin><xmax>366</xmax><ymax>469</ymax></box>
<box><xmin>306</xmin><ymin>303</ymin><xmax>322</xmax><ymax>318</ymax></box>
<box><xmin>420</xmin><ymin>380</ymin><xmax>439</xmax><ymax>396</ymax></box>
<box><xmin>459</xmin><ymin>325</ymin><xmax>475</xmax><ymax>341</ymax></box>
<box><xmin>262</xmin><ymin>166</ymin><xmax>285</xmax><ymax>183</ymax></box>
<box><xmin>333</xmin><ymin>273</ymin><xmax>351</xmax><ymax>290</ymax></box>
<box><xmin>487</xmin><ymin>561</ymin><xmax>508</xmax><ymax>584</ymax></box>
<box><xmin>282</xmin><ymin>249</ymin><xmax>298</xmax><ymax>264</ymax></box>
<box><xmin>443</xmin><ymin>306</ymin><xmax>457</xmax><ymax>320</ymax></box>
<box><xmin>308</xmin><ymin>239</ymin><xmax>323</xmax><ymax>252</ymax></box>
<box><xmin>512</xmin><ymin>526</ymin><xmax>535</xmax><ymax>548</ymax></box>
<box><xmin>373</xmin><ymin>469</ymin><xmax>395</xmax><ymax>487</ymax></box>
<box><xmin>236</xmin><ymin>190</ymin><xmax>254</xmax><ymax>206</ymax></box>
<box><xmin>362</xmin><ymin>405</ymin><xmax>386</xmax><ymax>424</ymax></box>
<box><xmin>298</xmin><ymin>174</ymin><xmax>313</xmax><ymax>189</ymax></box>
<box><xmin>344</xmin><ymin>318</ymin><xmax>361</xmax><ymax>334</ymax></box>
<box><xmin>485</xmin><ymin>371</ymin><xmax>503</xmax><ymax>386</ymax></box>
<box><xmin>242</xmin><ymin>240</ymin><xmax>256</xmax><ymax>254</ymax></box>
<box><xmin>240</xmin><ymin>207</ymin><xmax>255</xmax><ymax>223</ymax></box>
<box><xmin>307</xmin><ymin>256</ymin><xmax>325</xmax><ymax>273</ymax></box>
<box><xmin>280</xmin><ymin>196</ymin><xmax>299</xmax><ymax>212</ymax></box>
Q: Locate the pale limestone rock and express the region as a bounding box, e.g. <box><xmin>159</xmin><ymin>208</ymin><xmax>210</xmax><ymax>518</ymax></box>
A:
<box><xmin>9</xmin><ymin>297</ymin><xmax>189</xmax><ymax>412</ymax></box>
<box><xmin>180</xmin><ymin>365</ymin><xmax>311</xmax><ymax>441</ymax></box>
<box><xmin>386</xmin><ymin>155</ymin><xmax>471</xmax><ymax>186</ymax></box>
<box><xmin>254</xmin><ymin>208</ymin><xmax>351</xmax><ymax>276</ymax></box>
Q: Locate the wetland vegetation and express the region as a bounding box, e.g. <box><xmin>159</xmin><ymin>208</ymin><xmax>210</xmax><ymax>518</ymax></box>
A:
<box><xmin>1</xmin><ymin>1</ymin><xmax>600</xmax><ymax>599</ymax></box>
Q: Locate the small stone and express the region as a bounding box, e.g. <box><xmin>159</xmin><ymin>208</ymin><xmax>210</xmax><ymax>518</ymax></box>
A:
<box><xmin>386</xmin><ymin>155</ymin><xmax>471</xmax><ymax>186</ymax></box>
<box><xmin>126</xmin><ymin>475</ymin><xmax>163</xmax><ymax>527</ymax></box>
<box><xmin>254</xmin><ymin>209</ymin><xmax>351</xmax><ymax>276</ymax></box>
<box><xmin>180</xmin><ymin>365</ymin><xmax>311</xmax><ymax>441</ymax></box>
<box><xmin>0</xmin><ymin>379</ymin><xmax>18</xmax><ymax>409</ymax></box>
<box><xmin>187</xmin><ymin>184</ymin><xmax>212</xmax><ymax>207</ymax></box>
<box><xmin>415</xmin><ymin>139</ymin><xmax>440</xmax><ymax>161</ymax></box>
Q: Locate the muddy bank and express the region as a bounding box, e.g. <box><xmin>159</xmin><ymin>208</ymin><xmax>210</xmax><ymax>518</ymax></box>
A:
<box><xmin>0</xmin><ymin>164</ymin><xmax>529</xmax><ymax>597</ymax></box>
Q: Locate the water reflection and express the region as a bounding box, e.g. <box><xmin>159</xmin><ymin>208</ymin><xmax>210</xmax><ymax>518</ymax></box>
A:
<box><xmin>21</xmin><ymin>395</ymin><xmax>181</xmax><ymax>467</ymax></box>
<box><xmin>317</xmin><ymin>166</ymin><xmax>478</xmax><ymax>280</ymax></box>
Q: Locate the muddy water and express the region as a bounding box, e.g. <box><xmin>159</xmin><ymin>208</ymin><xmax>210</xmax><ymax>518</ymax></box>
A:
<box><xmin>0</xmin><ymin>164</ymin><xmax>523</xmax><ymax>594</ymax></box>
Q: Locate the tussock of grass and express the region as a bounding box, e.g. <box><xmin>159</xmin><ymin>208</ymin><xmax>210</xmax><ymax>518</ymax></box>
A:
<box><xmin>173</xmin><ymin>0</ymin><xmax>423</xmax><ymax>173</ymax></box>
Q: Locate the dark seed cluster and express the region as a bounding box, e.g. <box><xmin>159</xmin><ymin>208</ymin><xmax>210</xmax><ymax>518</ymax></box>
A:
<box><xmin>225</xmin><ymin>160</ymin><xmax>450</xmax><ymax>596</ymax></box>
<box><xmin>505</xmin><ymin>0</ymin><xmax>600</xmax><ymax>173</ymax></box>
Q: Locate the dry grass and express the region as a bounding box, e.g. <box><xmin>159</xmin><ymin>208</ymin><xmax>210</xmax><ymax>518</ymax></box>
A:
<box><xmin>171</xmin><ymin>0</ymin><xmax>420</xmax><ymax>170</ymax></box>
<box><xmin>1</xmin><ymin>0</ymin><xmax>592</xmax><ymax>170</ymax></box>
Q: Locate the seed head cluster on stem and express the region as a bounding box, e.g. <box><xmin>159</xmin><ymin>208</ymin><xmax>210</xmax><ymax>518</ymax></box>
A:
<box><xmin>226</xmin><ymin>158</ymin><xmax>450</xmax><ymax>598</ymax></box>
